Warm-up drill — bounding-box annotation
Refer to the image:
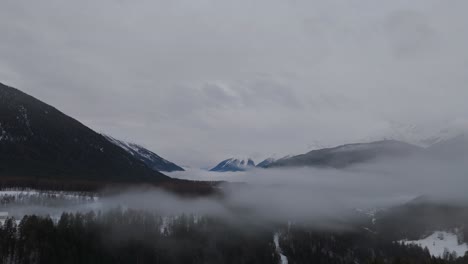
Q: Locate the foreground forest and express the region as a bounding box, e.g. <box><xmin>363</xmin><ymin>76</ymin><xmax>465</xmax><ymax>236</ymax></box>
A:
<box><xmin>1</xmin><ymin>209</ymin><xmax>468</xmax><ymax>264</ymax></box>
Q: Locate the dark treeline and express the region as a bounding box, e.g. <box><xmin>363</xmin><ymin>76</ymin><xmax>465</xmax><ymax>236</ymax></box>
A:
<box><xmin>0</xmin><ymin>210</ymin><xmax>278</xmax><ymax>264</ymax></box>
<box><xmin>0</xmin><ymin>209</ymin><xmax>468</xmax><ymax>264</ymax></box>
<box><xmin>0</xmin><ymin>177</ymin><xmax>220</xmax><ymax>196</ymax></box>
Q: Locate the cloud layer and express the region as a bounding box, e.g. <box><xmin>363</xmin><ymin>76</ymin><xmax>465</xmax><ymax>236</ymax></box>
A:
<box><xmin>1</xmin><ymin>0</ymin><xmax>468</xmax><ymax>166</ymax></box>
<box><xmin>4</xmin><ymin>155</ymin><xmax>468</xmax><ymax>227</ymax></box>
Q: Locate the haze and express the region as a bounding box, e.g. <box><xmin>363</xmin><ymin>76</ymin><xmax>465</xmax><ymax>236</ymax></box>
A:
<box><xmin>5</xmin><ymin>155</ymin><xmax>468</xmax><ymax>226</ymax></box>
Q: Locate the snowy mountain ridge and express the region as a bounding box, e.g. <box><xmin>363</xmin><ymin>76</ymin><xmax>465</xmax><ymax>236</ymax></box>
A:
<box><xmin>103</xmin><ymin>135</ymin><xmax>184</xmax><ymax>172</ymax></box>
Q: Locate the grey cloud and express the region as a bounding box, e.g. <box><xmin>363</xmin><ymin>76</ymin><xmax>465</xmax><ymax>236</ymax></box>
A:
<box><xmin>1</xmin><ymin>0</ymin><xmax>468</xmax><ymax>167</ymax></box>
<box><xmin>383</xmin><ymin>10</ymin><xmax>438</xmax><ymax>58</ymax></box>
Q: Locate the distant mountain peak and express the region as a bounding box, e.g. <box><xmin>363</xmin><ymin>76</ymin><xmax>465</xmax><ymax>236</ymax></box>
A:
<box><xmin>210</xmin><ymin>158</ymin><xmax>256</xmax><ymax>172</ymax></box>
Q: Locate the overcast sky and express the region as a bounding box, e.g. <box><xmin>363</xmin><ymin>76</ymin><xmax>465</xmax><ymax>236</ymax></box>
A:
<box><xmin>1</xmin><ymin>0</ymin><xmax>468</xmax><ymax>167</ymax></box>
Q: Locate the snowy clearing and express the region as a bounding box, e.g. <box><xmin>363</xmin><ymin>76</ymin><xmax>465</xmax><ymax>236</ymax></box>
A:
<box><xmin>400</xmin><ymin>231</ymin><xmax>468</xmax><ymax>258</ymax></box>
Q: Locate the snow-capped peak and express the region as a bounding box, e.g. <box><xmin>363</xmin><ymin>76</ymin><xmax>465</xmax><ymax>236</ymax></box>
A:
<box><xmin>210</xmin><ymin>158</ymin><xmax>256</xmax><ymax>172</ymax></box>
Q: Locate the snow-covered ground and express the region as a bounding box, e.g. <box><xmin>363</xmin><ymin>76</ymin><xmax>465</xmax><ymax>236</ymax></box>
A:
<box><xmin>400</xmin><ymin>231</ymin><xmax>468</xmax><ymax>258</ymax></box>
<box><xmin>0</xmin><ymin>189</ymin><xmax>98</xmax><ymax>201</ymax></box>
<box><xmin>274</xmin><ymin>232</ymin><xmax>288</xmax><ymax>264</ymax></box>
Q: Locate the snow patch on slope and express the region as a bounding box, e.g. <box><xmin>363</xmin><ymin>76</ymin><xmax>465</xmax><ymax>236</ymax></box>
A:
<box><xmin>400</xmin><ymin>231</ymin><xmax>468</xmax><ymax>258</ymax></box>
<box><xmin>274</xmin><ymin>232</ymin><xmax>288</xmax><ymax>264</ymax></box>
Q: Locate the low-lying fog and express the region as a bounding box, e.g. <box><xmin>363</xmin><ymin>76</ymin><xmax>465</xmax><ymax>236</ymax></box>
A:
<box><xmin>2</xmin><ymin>156</ymin><xmax>468</xmax><ymax>227</ymax></box>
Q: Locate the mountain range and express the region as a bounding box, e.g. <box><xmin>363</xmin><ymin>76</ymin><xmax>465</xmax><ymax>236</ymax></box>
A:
<box><xmin>208</xmin><ymin>141</ymin><xmax>421</xmax><ymax>172</ymax></box>
<box><xmin>210</xmin><ymin>136</ymin><xmax>468</xmax><ymax>172</ymax></box>
<box><xmin>2</xmin><ymin>82</ymin><xmax>467</xmax><ymax>183</ymax></box>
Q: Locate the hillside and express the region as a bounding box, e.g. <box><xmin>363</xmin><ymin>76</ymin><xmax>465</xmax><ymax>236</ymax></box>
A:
<box><xmin>0</xmin><ymin>82</ymin><xmax>171</xmax><ymax>189</ymax></box>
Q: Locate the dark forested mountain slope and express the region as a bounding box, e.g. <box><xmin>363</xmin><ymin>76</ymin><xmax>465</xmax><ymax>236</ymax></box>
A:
<box><xmin>0</xmin><ymin>82</ymin><xmax>170</xmax><ymax>187</ymax></box>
